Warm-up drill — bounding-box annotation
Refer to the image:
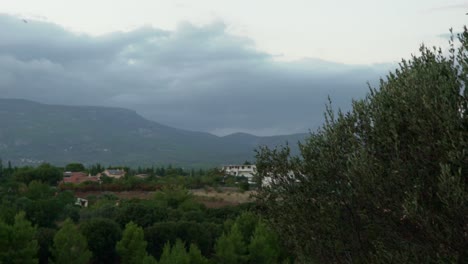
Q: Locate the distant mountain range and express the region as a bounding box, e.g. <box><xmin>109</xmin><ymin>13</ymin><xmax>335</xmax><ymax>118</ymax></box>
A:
<box><xmin>0</xmin><ymin>99</ymin><xmax>308</xmax><ymax>167</ymax></box>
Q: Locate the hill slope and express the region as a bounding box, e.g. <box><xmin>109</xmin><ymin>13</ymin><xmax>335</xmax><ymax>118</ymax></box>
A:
<box><xmin>0</xmin><ymin>99</ymin><xmax>307</xmax><ymax>167</ymax></box>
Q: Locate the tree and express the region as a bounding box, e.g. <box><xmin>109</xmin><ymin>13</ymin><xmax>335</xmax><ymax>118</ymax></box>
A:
<box><xmin>7</xmin><ymin>161</ymin><xmax>12</xmax><ymax>176</ymax></box>
<box><xmin>36</xmin><ymin>227</ymin><xmax>56</xmax><ymax>264</ymax></box>
<box><xmin>25</xmin><ymin>180</ymin><xmax>54</xmax><ymax>200</ymax></box>
<box><xmin>153</xmin><ymin>186</ymin><xmax>193</xmax><ymax>209</ymax></box>
<box><xmin>231</xmin><ymin>212</ymin><xmax>259</xmax><ymax>245</ymax></box>
<box><xmin>80</xmin><ymin>218</ymin><xmax>122</xmax><ymax>263</ymax></box>
<box><xmin>188</xmin><ymin>243</ymin><xmax>209</xmax><ymax>264</ymax></box>
<box><xmin>51</xmin><ymin>219</ymin><xmax>92</xmax><ymax>264</ymax></box>
<box><xmin>14</xmin><ymin>163</ymin><xmax>62</xmax><ymax>185</ymax></box>
<box><xmin>157</xmin><ymin>240</ymin><xmax>209</xmax><ymax>264</ymax></box>
<box><xmin>17</xmin><ymin>181</ymin><xmax>73</xmax><ymax>228</ymax></box>
<box><xmin>215</xmin><ymin>223</ymin><xmax>247</xmax><ymax>264</ymax></box>
<box><xmin>248</xmin><ymin>221</ymin><xmax>280</xmax><ymax>264</ymax></box>
<box><xmin>88</xmin><ymin>163</ymin><xmax>103</xmax><ymax>176</ymax></box>
<box><xmin>0</xmin><ymin>211</ymin><xmax>39</xmax><ymax>264</ymax></box>
<box><xmin>159</xmin><ymin>240</ymin><xmax>190</xmax><ymax>264</ymax></box>
<box><xmin>142</xmin><ymin>255</ymin><xmax>158</xmax><ymax>264</ymax></box>
<box><xmin>116</xmin><ymin>201</ymin><xmax>168</xmax><ymax>228</ymax></box>
<box><xmin>64</xmin><ymin>163</ymin><xmax>85</xmax><ymax>172</ymax></box>
<box><xmin>116</xmin><ymin>222</ymin><xmax>150</xmax><ymax>264</ymax></box>
<box><xmin>256</xmin><ymin>28</ymin><xmax>467</xmax><ymax>263</ymax></box>
<box><xmin>145</xmin><ymin>221</ymin><xmax>221</xmax><ymax>259</ymax></box>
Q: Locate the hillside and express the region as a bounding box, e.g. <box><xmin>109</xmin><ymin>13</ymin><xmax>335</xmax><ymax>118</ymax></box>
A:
<box><xmin>0</xmin><ymin>99</ymin><xmax>307</xmax><ymax>167</ymax></box>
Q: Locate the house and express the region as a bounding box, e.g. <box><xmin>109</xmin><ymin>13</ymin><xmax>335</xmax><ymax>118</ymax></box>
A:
<box><xmin>102</xmin><ymin>169</ymin><xmax>126</xmax><ymax>179</ymax></box>
<box><xmin>62</xmin><ymin>172</ymin><xmax>100</xmax><ymax>184</ymax></box>
<box><xmin>221</xmin><ymin>165</ymin><xmax>257</xmax><ymax>184</ymax></box>
<box><xmin>75</xmin><ymin>197</ymin><xmax>88</xmax><ymax>207</ymax></box>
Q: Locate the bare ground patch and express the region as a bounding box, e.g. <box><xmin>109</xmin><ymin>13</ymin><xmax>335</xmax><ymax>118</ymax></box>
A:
<box><xmin>73</xmin><ymin>187</ymin><xmax>256</xmax><ymax>208</ymax></box>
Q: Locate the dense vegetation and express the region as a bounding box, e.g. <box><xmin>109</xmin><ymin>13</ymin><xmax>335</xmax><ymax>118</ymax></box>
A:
<box><xmin>256</xmin><ymin>29</ymin><xmax>467</xmax><ymax>263</ymax></box>
<box><xmin>0</xmin><ymin>161</ymin><xmax>289</xmax><ymax>263</ymax></box>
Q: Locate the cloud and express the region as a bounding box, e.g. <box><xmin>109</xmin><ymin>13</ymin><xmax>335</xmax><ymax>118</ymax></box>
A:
<box><xmin>427</xmin><ymin>3</ymin><xmax>468</xmax><ymax>12</ymax></box>
<box><xmin>0</xmin><ymin>14</ymin><xmax>392</xmax><ymax>136</ymax></box>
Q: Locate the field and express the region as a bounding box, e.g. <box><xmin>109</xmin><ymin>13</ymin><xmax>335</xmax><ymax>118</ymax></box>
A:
<box><xmin>73</xmin><ymin>187</ymin><xmax>255</xmax><ymax>208</ymax></box>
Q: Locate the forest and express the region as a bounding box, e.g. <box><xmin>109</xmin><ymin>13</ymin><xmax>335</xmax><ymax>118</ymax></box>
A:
<box><xmin>0</xmin><ymin>162</ymin><xmax>289</xmax><ymax>264</ymax></box>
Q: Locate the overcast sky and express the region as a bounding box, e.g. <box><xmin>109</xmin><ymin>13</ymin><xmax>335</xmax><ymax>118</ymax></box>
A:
<box><xmin>0</xmin><ymin>1</ymin><xmax>466</xmax><ymax>136</ymax></box>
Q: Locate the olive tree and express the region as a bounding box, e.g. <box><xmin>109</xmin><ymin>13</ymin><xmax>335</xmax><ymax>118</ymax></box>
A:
<box><xmin>256</xmin><ymin>28</ymin><xmax>467</xmax><ymax>263</ymax></box>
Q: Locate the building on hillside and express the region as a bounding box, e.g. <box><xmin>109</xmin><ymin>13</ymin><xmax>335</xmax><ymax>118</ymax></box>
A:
<box><xmin>221</xmin><ymin>165</ymin><xmax>257</xmax><ymax>184</ymax></box>
<box><xmin>102</xmin><ymin>169</ymin><xmax>126</xmax><ymax>179</ymax></box>
<box><xmin>62</xmin><ymin>172</ymin><xmax>100</xmax><ymax>184</ymax></box>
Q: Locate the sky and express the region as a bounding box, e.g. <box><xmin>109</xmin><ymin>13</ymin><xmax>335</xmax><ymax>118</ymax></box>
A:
<box><xmin>0</xmin><ymin>1</ymin><xmax>466</xmax><ymax>136</ymax></box>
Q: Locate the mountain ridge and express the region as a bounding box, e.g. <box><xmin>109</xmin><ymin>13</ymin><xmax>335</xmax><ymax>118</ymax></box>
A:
<box><xmin>0</xmin><ymin>98</ymin><xmax>307</xmax><ymax>167</ymax></box>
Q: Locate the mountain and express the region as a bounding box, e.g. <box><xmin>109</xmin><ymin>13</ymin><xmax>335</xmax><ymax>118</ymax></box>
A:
<box><xmin>0</xmin><ymin>99</ymin><xmax>307</xmax><ymax>167</ymax></box>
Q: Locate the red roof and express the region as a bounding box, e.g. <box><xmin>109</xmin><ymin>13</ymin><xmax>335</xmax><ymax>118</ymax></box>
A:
<box><xmin>63</xmin><ymin>172</ymin><xmax>100</xmax><ymax>184</ymax></box>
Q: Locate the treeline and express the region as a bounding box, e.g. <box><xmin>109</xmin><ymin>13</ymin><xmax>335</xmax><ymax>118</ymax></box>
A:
<box><xmin>0</xmin><ymin>161</ymin><xmax>251</xmax><ymax>192</ymax></box>
<box><xmin>84</xmin><ymin>163</ymin><xmax>213</xmax><ymax>178</ymax></box>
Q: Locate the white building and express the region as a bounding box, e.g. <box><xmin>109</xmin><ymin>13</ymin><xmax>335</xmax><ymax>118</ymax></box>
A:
<box><xmin>221</xmin><ymin>164</ymin><xmax>257</xmax><ymax>184</ymax></box>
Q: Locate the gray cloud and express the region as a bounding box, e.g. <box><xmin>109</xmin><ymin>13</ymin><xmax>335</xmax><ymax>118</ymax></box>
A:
<box><xmin>0</xmin><ymin>14</ymin><xmax>393</xmax><ymax>136</ymax></box>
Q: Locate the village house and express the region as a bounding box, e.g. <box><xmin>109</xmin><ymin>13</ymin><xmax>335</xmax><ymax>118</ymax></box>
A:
<box><xmin>221</xmin><ymin>164</ymin><xmax>257</xmax><ymax>184</ymax></box>
<box><xmin>101</xmin><ymin>169</ymin><xmax>126</xmax><ymax>179</ymax></box>
<box><xmin>62</xmin><ymin>172</ymin><xmax>100</xmax><ymax>184</ymax></box>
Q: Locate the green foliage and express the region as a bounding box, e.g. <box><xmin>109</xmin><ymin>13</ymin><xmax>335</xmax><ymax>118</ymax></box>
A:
<box><xmin>61</xmin><ymin>204</ymin><xmax>80</xmax><ymax>222</ymax></box>
<box><xmin>15</xmin><ymin>183</ymin><xmax>74</xmax><ymax>228</ymax></box>
<box><xmin>158</xmin><ymin>240</ymin><xmax>209</xmax><ymax>264</ymax></box>
<box><xmin>0</xmin><ymin>159</ymin><xmax>275</xmax><ymax>263</ymax></box>
<box><xmin>238</xmin><ymin>180</ymin><xmax>250</xmax><ymax>192</ymax></box>
<box><xmin>153</xmin><ymin>186</ymin><xmax>194</xmax><ymax>209</ymax></box>
<box><xmin>256</xmin><ymin>28</ymin><xmax>468</xmax><ymax>263</ymax></box>
<box><xmin>248</xmin><ymin>221</ymin><xmax>280</xmax><ymax>264</ymax></box>
<box><xmin>116</xmin><ymin>221</ymin><xmax>151</xmax><ymax>264</ymax></box>
<box><xmin>142</xmin><ymin>255</ymin><xmax>158</xmax><ymax>264</ymax></box>
<box><xmin>116</xmin><ymin>200</ymin><xmax>168</xmax><ymax>228</ymax></box>
<box><xmin>159</xmin><ymin>240</ymin><xmax>190</xmax><ymax>264</ymax></box>
<box><xmin>25</xmin><ymin>181</ymin><xmax>54</xmax><ymax>200</ymax></box>
<box><xmin>232</xmin><ymin>212</ymin><xmax>259</xmax><ymax>244</ymax></box>
<box><xmin>64</xmin><ymin>163</ymin><xmax>85</xmax><ymax>172</ymax></box>
<box><xmin>52</xmin><ymin>219</ymin><xmax>92</xmax><ymax>264</ymax></box>
<box><xmin>215</xmin><ymin>223</ymin><xmax>247</xmax><ymax>264</ymax></box>
<box><xmin>0</xmin><ymin>211</ymin><xmax>39</xmax><ymax>264</ymax></box>
<box><xmin>36</xmin><ymin>227</ymin><xmax>56</xmax><ymax>264</ymax></box>
<box><xmin>14</xmin><ymin>163</ymin><xmax>62</xmax><ymax>185</ymax></box>
<box><xmin>100</xmin><ymin>175</ymin><xmax>114</xmax><ymax>184</ymax></box>
<box><xmin>145</xmin><ymin>221</ymin><xmax>222</xmax><ymax>259</ymax></box>
<box><xmin>80</xmin><ymin>218</ymin><xmax>122</xmax><ymax>263</ymax></box>
<box><xmin>188</xmin><ymin>243</ymin><xmax>210</xmax><ymax>264</ymax></box>
<box><xmin>88</xmin><ymin>163</ymin><xmax>104</xmax><ymax>176</ymax></box>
